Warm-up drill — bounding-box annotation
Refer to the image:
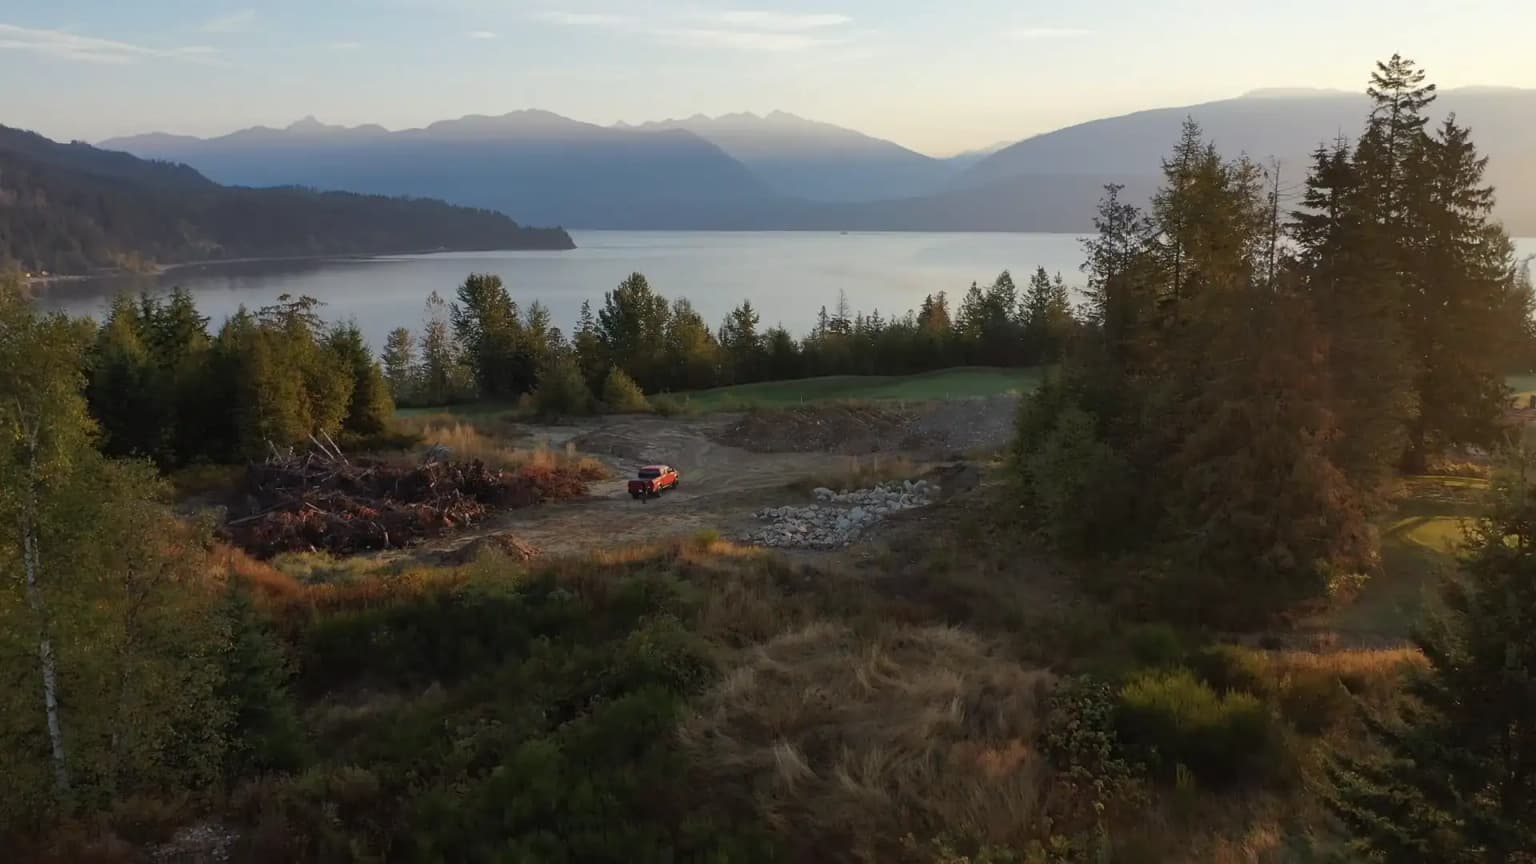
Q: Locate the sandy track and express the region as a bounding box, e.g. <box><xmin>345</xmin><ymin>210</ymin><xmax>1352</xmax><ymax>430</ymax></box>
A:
<box><xmin>435</xmin><ymin>413</ymin><xmax>858</xmax><ymax>558</ymax></box>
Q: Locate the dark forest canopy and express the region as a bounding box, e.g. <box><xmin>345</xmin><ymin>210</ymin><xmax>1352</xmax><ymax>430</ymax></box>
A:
<box><xmin>0</xmin><ymin>125</ymin><xmax>574</xmax><ymax>276</ymax></box>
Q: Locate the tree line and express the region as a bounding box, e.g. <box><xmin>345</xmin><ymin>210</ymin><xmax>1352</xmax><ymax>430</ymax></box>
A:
<box><xmin>1008</xmin><ymin>55</ymin><xmax>1535</xmax><ymax>858</ymax></box>
<box><xmin>87</xmin><ymin>291</ymin><xmax>392</xmax><ymax>467</ymax></box>
<box><xmin>383</xmin><ymin>265</ymin><xmax>1078</xmax><ymax>410</ymax></box>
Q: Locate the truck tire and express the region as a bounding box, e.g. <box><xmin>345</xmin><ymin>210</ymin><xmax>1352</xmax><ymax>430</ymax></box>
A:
<box><xmin>630</xmin><ymin>491</ymin><xmax>641</xmax><ymax>500</ymax></box>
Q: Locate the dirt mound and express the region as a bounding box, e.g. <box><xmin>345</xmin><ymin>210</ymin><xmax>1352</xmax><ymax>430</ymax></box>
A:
<box><xmin>719</xmin><ymin>404</ymin><xmax>928</xmax><ymax>454</ymax></box>
<box><xmin>222</xmin><ymin>452</ymin><xmax>587</xmax><ymax>558</ymax></box>
<box><xmin>436</xmin><ymin>533</ymin><xmax>542</xmax><ymax>565</ymax></box>
<box><xmin>906</xmin><ymin>394</ymin><xmax>1021</xmax><ymax>455</ymax></box>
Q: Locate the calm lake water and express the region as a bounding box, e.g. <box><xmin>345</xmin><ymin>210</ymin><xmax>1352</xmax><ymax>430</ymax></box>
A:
<box><xmin>35</xmin><ymin>231</ymin><xmax>1536</xmax><ymax>350</ymax></box>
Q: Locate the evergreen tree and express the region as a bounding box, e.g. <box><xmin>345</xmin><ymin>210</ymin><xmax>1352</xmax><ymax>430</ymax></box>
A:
<box><xmin>761</xmin><ymin>326</ymin><xmax>801</xmax><ymax>380</ymax></box>
<box><xmin>1293</xmin><ymin>140</ymin><xmax>1416</xmax><ymax>499</ymax></box>
<box><xmin>216</xmin><ymin>582</ymin><xmax>305</xmax><ymax>780</ymax></box>
<box><xmin>1022</xmin><ymin>267</ymin><xmax>1076</xmax><ymax>364</ymax></box>
<box><xmin>1329</xmin><ymin>450</ymin><xmax>1536</xmax><ymax>861</ymax></box>
<box><xmin>1081</xmin><ymin>183</ymin><xmax>1151</xmax><ymax>365</ymax></box>
<box><xmin>381</xmin><ymin>327</ymin><xmax>417</xmax><ymax>403</ymax></box>
<box><xmin>88</xmin><ymin>295</ymin><xmax>163</xmax><ymax>460</ymax></box>
<box><xmin>572</xmin><ymin>300</ymin><xmax>607</xmax><ymax>392</ymax></box>
<box><xmin>324</xmin><ymin>322</ymin><xmax>393</xmax><ymax>436</ymax></box>
<box><xmin>452</xmin><ymin>273</ymin><xmax>535</xmax><ymax>398</ymax></box>
<box><xmin>719</xmin><ymin>300</ymin><xmax>763</xmax><ymax>383</ymax></box>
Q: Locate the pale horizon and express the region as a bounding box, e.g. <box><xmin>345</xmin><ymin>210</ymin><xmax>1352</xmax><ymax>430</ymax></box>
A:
<box><xmin>5</xmin><ymin>1</ymin><xmax>1536</xmax><ymax>156</ymax></box>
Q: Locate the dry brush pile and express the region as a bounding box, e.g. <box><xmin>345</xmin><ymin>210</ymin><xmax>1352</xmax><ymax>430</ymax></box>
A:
<box><xmin>222</xmin><ymin>445</ymin><xmax>589</xmax><ymax>558</ymax></box>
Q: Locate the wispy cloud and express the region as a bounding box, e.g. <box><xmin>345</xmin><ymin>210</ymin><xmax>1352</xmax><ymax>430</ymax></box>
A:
<box><xmin>533</xmin><ymin>7</ymin><xmax>854</xmax><ymax>53</ymax></box>
<box><xmin>467</xmin><ymin>30</ymin><xmax>499</xmax><ymax>39</ymax></box>
<box><xmin>534</xmin><ymin>11</ymin><xmax>625</xmax><ymax>27</ymax></box>
<box><xmin>0</xmin><ymin>23</ymin><xmax>218</xmax><ymax>64</ymax></box>
<box><xmin>701</xmin><ymin>11</ymin><xmax>851</xmax><ymax>31</ymax></box>
<box><xmin>1002</xmin><ymin>26</ymin><xmax>1091</xmax><ymax>40</ymax></box>
<box><xmin>201</xmin><ymin>9</ymin><xmax>256</xmax><ymax>33</ymax></box>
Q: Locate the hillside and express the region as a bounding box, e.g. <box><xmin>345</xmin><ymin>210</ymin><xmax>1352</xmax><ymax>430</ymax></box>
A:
<box><xmin>103</xmin><ymin>112</ymin><xmax>776</xmax><ymax>230</ymax></box>
<box><xmin>627</xmin><ymin>111</ymin><xmax>962</xmax><ymax>201</ymax></box>
<box><xmin>956</xmin><ymin>87</ymin><xmax>1536</xmax><ymax>234</ymax></box>
<box><xmin>0</xmin><ymin>126</ymin><xmax>573</xmax><ymax>275</ymax></box>
<box><xmin>99</xmin><ymin>89</ymin><xmax>1536</xmax><ymax>235</ymax></box>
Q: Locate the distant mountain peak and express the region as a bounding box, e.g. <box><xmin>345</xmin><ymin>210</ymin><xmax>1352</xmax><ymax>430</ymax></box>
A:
<box><xmin>1240</xmin><ymin>87</ymin><xmax>1355</xmax><ymax>99</ymax></box>
<box><xmin>288</xmin><ymin>115</ymin><xmax>328</xmax><ymax>131</ymax></box>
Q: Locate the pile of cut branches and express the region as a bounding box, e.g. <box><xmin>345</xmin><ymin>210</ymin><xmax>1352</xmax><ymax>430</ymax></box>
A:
<box><xmin>223</xmin><ymin>438</ymin><xmax>587</xmax><ymax>558</ymax></box>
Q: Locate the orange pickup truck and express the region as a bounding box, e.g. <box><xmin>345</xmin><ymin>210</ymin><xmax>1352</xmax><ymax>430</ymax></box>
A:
<box><xmin>628</xmin><ymin>465</ymin><xmax>680</xmax><ymax>499</ymax></box>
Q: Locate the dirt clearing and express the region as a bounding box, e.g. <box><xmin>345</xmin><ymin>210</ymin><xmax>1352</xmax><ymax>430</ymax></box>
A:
<box><xmin>415</xmin><ymin>398</ymin><xmax>1014</xmax><ymax>561</ymax></box>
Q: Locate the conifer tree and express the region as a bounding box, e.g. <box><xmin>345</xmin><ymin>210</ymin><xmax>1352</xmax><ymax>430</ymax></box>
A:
<box><xmin>1329</xmin><ymin>450</ymin><xmax>1536</xmax><ymax>861</ymax></box>
<box><xmin>381</xmin><ymin>327</ymin><xmax>417</xmax><ymax>403</ymax></box>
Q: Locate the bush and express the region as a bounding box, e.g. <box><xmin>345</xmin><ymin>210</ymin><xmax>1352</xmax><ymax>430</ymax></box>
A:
<box><xmin>649</xmin><ymin>394</ymin><xmax>687</xmax><ymax>416</ymax></box>
<box><xmin>1186</xmin><ymin>643</ymin><xmax>1272</xmax><ymax>698</ymax></box>
<box><xmin>1124</xmin><ymin>623</ymin><xmax>1185</xmax><ymax>669</ymax></box>
<box><xmin>600</xmin><ymin>366</ymin><xmax>651</xmax><ymax>413</ymax></box>
<box><xmin>530</xmin><ymin>356</ymin><xmax>594</xmax><ymax>417</ymax></box>
<box><xmin>1116</xmin><ymin>668</ymin><xmax>1279</xmax><ymax>785</ymax></box>
<box><xmin>1040</xmin><ymin>677</ymin><xmax>1140</xmax><ymax>832</ymax></box>
<box><xmin>1015</xmin><ymin>404</ymin><xmax>1134</xmax><ymax>555</ymax></box>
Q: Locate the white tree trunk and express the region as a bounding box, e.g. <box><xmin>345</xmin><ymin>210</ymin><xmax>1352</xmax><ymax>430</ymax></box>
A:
<box><xmin>20</xmin><ymin>429</ymin><xmax>69</xmax><ymax>799</ymax></box>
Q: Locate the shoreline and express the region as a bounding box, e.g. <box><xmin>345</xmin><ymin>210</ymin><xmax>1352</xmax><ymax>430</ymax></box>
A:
<box><xmin>22</xmin><ymin>244</ymin><xmax>576</xmax><ymax>291</ymax></box>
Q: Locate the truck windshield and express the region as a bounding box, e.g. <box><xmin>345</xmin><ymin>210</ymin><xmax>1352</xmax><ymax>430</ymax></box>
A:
<box><xmin>638</xmin><ymin>468</ymin><xmax>661</xmax><ymax>478</ymax></box>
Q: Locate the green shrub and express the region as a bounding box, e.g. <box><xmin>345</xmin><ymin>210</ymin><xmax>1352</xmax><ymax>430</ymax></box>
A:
<box><xmin>1016</xmin><ymin>404</ymin><xmax>1134</xmax><ymax>555</ymax></box>
<box><xmin>530</xmin><ymin>356</ymin><xmax>594</xmax><ymax>417</ymax></box>
<box><xmin>1117</xmin><ymin>668</ymin><xmax>1279</xmax><ymax>785</ymax></box>
<box><xmin>600</xmin><ymin>366</ymin><xmax>651</xmax><ymax>413</ymax></box>
<box><xmin>1125</xmin><ymin>622</ymin><xmax>1185</xmax><ymax>669</ymax></box>
<box><xmin>1041</xmin><ymin>677</ymin><xmax>1139</xmax><ymax>831</ymax></box>
<box><xmin>649</xmin><ymin>394</ymin><xmax>687</xmax><ymax>416</ymax></box>
<box><xmin>1186</xmin><ymin>643</ymin><xmax>1272</xmax><ymax>698</ymax></box>
<box><xmin>219</xmin><ymin>586</ymin><xmax>308</xmax><ymax>779</ymax></box>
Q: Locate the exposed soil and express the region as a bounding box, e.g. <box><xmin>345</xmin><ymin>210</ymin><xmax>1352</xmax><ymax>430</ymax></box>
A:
<box><xmin>407</xmin><ymin>398</ymin><xmax>1020</xmax><ymax>563</ymax></box>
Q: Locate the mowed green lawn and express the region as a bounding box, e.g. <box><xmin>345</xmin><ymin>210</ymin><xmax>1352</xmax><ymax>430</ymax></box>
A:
<box><xmin>674</xmin><ymin>366</ymin><xmax>1045</xmax><ymax>411</ymax></box>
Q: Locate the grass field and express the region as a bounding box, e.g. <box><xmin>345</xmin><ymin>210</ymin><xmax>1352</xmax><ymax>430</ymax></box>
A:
<box><xmin>673</xmin><ymin>366</ymin><xmax>1044</xmax><ymax>411</ymax></box>
<box><xmin>1318</xmin><ymin>474</ymin><xmax>1485</xmax><ymax>640</ymax></box>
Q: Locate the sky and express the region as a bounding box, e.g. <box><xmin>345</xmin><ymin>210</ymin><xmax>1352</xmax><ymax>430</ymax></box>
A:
<box><xmin>2</xmin><ymin>0</ymin><xmax>1535</xmax><ymax>156</ymax></box>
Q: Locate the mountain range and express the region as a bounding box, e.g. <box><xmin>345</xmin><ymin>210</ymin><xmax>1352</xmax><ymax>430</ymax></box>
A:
<box><xmin>0</xmin><ymin>125</ymin><xmax>572</xmax><ymax>276</ymax></box>
<box><xmin>100</xmin><ymin>88</ymin><xmax>1536</xmax><ymax>236</ymax></box>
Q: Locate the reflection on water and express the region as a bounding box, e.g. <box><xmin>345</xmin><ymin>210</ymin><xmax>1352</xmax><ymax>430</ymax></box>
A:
<box><xmin>32</xmin><ymin>231</ymin><xmax>1536</xmax><ymax>350</ymax></box>
<box><xmin>33</xmin><ymin>231</ymin><xmax>1088</xmax><ymax>348</ymax></box>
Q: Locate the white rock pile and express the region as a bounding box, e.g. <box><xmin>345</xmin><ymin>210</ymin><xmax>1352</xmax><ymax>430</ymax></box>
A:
<box><xmin>744</xmin><ymin>479</ymin><xmax>932</xmax><ymax>549</ymax></box>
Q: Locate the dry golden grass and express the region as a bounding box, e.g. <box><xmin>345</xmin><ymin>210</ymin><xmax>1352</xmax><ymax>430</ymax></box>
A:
<box><xmin>681</xmin><ymin>622</ymin><xmax>1054</xmax><ymax>863</ymax></box>
<box><xmin>394</xmin><ymin>416</ymin><xmax>609</xmax><ymax>480</ymax></box>
<box><xmin>1267</xmin><ymin>645</ymin><xmax>1426</xmax><ymax>708</ymax></box>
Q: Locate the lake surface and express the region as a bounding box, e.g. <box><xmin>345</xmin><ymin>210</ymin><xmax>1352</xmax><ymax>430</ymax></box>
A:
<box><xmin>35</xmin><ymin>231</ymin><xmax>1536</xmax><ymax>350</ymax></box>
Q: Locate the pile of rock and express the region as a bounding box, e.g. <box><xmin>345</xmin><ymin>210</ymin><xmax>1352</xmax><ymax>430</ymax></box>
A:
<box><xmin>744</xmin><ymin>479</ymin><xmax>932</xmax><ymax>549</ymax></box>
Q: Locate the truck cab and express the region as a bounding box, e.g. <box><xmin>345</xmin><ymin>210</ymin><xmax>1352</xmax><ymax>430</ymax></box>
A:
<box><xmin>628</xmin><ymin>464</ymin><xmax>680</xmax><ymax>499</ymax></box>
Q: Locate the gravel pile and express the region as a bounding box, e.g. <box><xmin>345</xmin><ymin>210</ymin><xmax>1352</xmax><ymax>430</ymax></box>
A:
<box><xmin>907</xmin><ymin>394</ymin><xmax>1021</xmax><ymax>455</ymax></box>
<box><xmin>743</xmin><ymin>480</ymin><xmax>932</xmax><ymax>549</ymax></box>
